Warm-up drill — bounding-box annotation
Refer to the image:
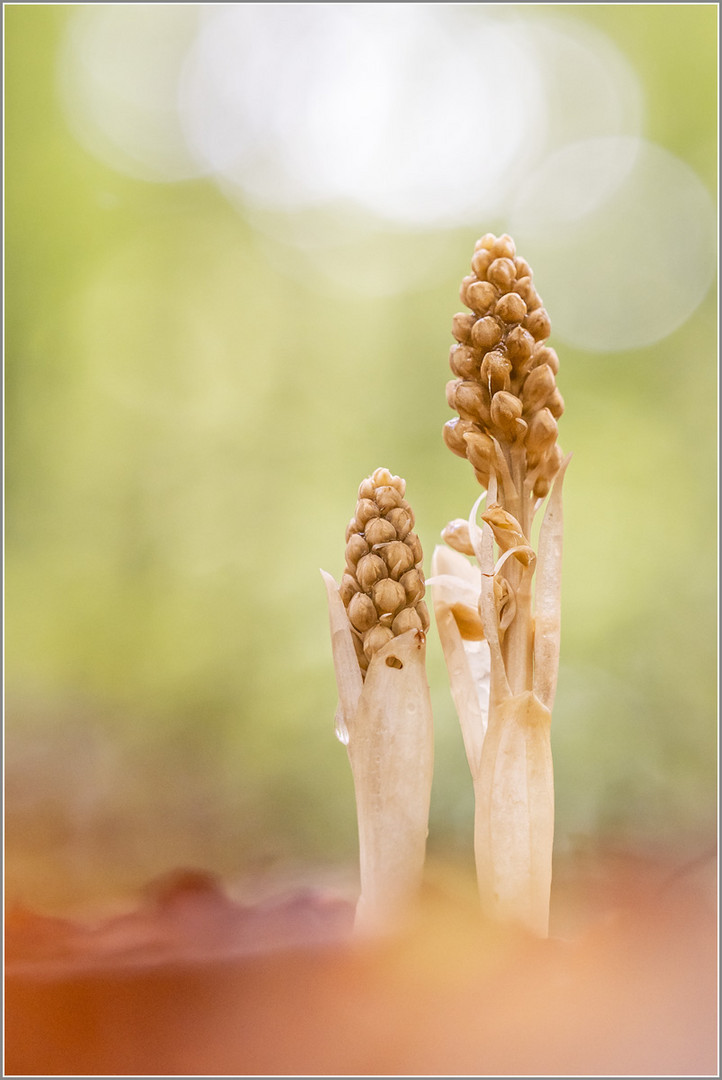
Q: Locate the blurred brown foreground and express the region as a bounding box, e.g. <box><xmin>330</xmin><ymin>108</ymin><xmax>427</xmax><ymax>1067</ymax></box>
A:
<box><xmin>5</xmin><ymin>848</ymin><xmax>717</xmax><ymax>1076</ymax></box>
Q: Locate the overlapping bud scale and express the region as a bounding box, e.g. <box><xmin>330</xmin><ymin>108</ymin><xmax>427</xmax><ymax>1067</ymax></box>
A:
<box><xmin>444</xmin><ymin>233</ymin><xmax>564</xmax><ymax>498</ymax></box>
<box><xmin>340</xmin><ymin>468</ymin><xmax>430</xmax><ymax>675</ymax></box>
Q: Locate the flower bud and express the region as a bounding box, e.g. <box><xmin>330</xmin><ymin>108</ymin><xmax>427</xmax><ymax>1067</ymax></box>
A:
<box><xmin>487</xmin><ymin>257</ymin><xmax>516</xmax><ymax>291</ymax></box>
<box><xmin>371</xmin><ymin>577</ymin><xmax>406</xmax><ymax>616</ymax></box>
<box><xmin>385</xmin><ymin>472</ymin><xmax>406</xmax><ymax>494</ymax></box>
<box><xmin>371</xmin><ymin>467</ymin><xmax>398</xmax><ymax>490</ymax></box>
<box><xmin>547</xmin><ymin>388</ymin><xmax>565</xmax><ymax>419</ymax></box>
<box><xmin>365</xmin><ymin>516</ymin><xmax>397</xmax><ymax>546</ymax></box>
<box><xmin>348</xmin><ymin>591</ymin><xmax>377</xmax><ymax>632</ymax></box>
<box><xmin>406</xmin><ymin>532</ymin><xmax>423</xmax><ymax>565</ymax></box>
<box><xmin>526</xmin><ymin>408</ymin><xmax>558</xmax><ymax>456</ymax></box>
<box><xmin>345</xmin><ymin>533</ymin><xmax>370</xmax><ymax>568</ymax></box>
<box><xmin>480</xmin><ymin>350</ymin><xmax>512</xmax><ymax>394</ymax></box>
<box><xmin>379</xmin><ymin>540</ymin><xmax>415</xmax><ymax>579</ymax></box>
<box><xmin>362</xmin><ymin>623</ymin><xmax>394</xmax><ymax>661</ymax></box>
<box><xmin>446</xmin><ymin>379</ymin><xmax>460</xmax><ymax>409</ymax></box>
<box><xmin>416</xmin><ymin>600</ymin><xmax>431</xmax><ymax>631</ymax></box>
<box><xmin>356</xmin><ymin>553</ymin><xmax>388</xmax><ymax>591</ymax></box>
<box><xmin>339</xmin><ymin>573</ymin><xmax>359</xmax><ymax>606</ymax></box>
<box><xmin>466</xmin><ymin>280</ymin><xmax>497</xmax><ymax>315</ymax></box>
<box><xmin>355</xmin><ymin>498</ymin><xmax>380</xmax><ymax>528</ymax></box>
<box><xmin>471</xmin><ymin>315</ymin><xmax>503</xmax><ymax>352</ymax></box>
<box><xmin>532</xmin><ymin>474</ymin><xmax>552</xmax><ymax>499</ymax></box>
<box><xmin>522</xmin><ymin>364</ymin><xmax>556</xmax><ymax>413</ymax></box>
<box><xmin>449</xmin><ymin>344</ymin><xmax>477</xmax><ymax>379</ymax></box>
<box><xmin>532</xmin><ymin>444</ymin><xmax>564</xmax><ymax>498</ymax></box>
<box><xmin>491</xmin><ymin>234</ymin><xmax>516</xmax><ymax>259</ymax></box>
<box><xmin>514</xmin><ymin>275</ymin><xmax>537</xmax><ymax>308</ymax></box>
<box><xmin>351</xmin><ymin>629</ymin><xmax>369</xmax><ymax>671</ymax></box>
<box><xmin>391</xmin><ymin>607</ymin><xmax>424</xmax><ymax>635</ymax></box>
<box><xmin>542</xmin><ymin>442</ymin><xmax>563</xmax><ymax>478</ymax></box>
<box><xmin>464</xmin><ymin>429</ymin><xmax>494</xmax><ymax>473</ymax></box>
<box><xmin>471</xmin><ymin>247</ymin><xmax>493</xmax><ymax>277</ymax></box>
<box><xmin>459</xmin><ymin>274</ymin><xmax>477</xmax><ymax>306</ymax></box>
<box><xmin>495</xmin><ymin>292</ymin><xmax>527</xmax><ymax>324</ymax></box>
<box><xmin>490</xmin><ymin>390</ymin><xmax>523</xmax><ymax>437</ymax></box>
<box><xmin>441</xmin><ymin>518</ymin><xmax>475</xmax><ymax>556</ymax></box>
<box><xmin>481</xmin><ymin>504</ymin><xmax>528</xmax><ymax>552</ymax></box>
<box><xmin>476</xmin><ymin>232</ymin><xmax>497</xmax><ymax>251</ymax></box>
<box><xmin>506</xmin><ymin>325</ymin><xmax>535</xmax><ymax>369</ymax></box>
<box><xmin>530</xmin><ymin>345</ymin><xmax>559</xmax><ymax>374</ymax></box>
<box><xmin>473</xmin><ymin>464</ymin><xmax>491</xmax><ymax>489</ymax></box>
<box><xmin>452</xmin><ymin>312</ymin><xmax>476</xmax><ymax>343</ymax></box>
<box><xmin>525</xmin><ymin>307</ymin><xmax>552</xmax><ymax>341</ymax></box>
<box><xmin>386</xmin><ymin>506</ymin><xmax>413</xmax><ymax>540</ymax></box>
<box><xmin>400</xmin><ymin>568</ymin><xmax>425</xmax><ymax>604</ymax></box>
<box><xmin>374</xmin><ymin>485</ymin><xmax>404</xmax><ymax>513</ymax></box>
<box><xmin>443</xmin><ymin>417</ymin><xmax>475</xmax><ymax>458</ymax></box>
<box><xmin>455</xmin><ymin>380</ymin><xmax>488</xmax><ymax>423</ymax></box>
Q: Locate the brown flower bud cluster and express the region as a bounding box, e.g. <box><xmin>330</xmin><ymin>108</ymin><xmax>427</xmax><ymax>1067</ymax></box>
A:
<box><xmin>340</xmin><ymin>468</ymin><xmax>430</xmax><ymax>675</ymax></box>
<box><xmin>443</xmin><ymin>233</ymin><xmax>564</xmax><ymax>498</ymax></box>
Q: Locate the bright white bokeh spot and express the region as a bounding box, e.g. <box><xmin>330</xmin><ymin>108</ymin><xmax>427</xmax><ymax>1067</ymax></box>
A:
<box><xmin>179</xmin><ymin>4</ymin><xmax>542</xmax><ymax>227</ymax></box>
<box><xmin>175</xmin><ymin>7</ymin><xmax>643</xmax><ymax>232</ymax></box>
<box><xmin>510</xmin><ymin>137</ymin><xmax>716</xmax><ymax>351</ymax></box>
<box><xmin>65</xmin><ymin>2</ymin><xmax>722</xmax><ymax>326</ymax></box>
<box><xmin>57</xmin><ymin>3</ymin><xmax>646</xmax><ymax>238</ymax></box>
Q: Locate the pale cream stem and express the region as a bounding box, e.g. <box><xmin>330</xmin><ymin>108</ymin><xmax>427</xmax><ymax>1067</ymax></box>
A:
<box><xmin>491</xmin><ymin>438</ymin><xmax>519</xmax><ymax>521</ymax></box>
<box><xmin>514</xmin><ymin>447</ymin><xmax>536</xmax><ymax>540</ymax></box>
<box><xmin>349</xmin><ymin>630</ymin><xmax>433</xmax><ymax>935</ymax></box>
<box><xmin>508</xmin><ymin>443</ymin><xmax>527</xmax><ymax>530</ymax></box>
<box><xmin>500</xmin><ymin>561</ymin><xmax>534</xmax><ymax>696</ymax></box>
<box><xmin>490</xmin><ymin>443</ymin><xmax>535</xmax><ymax>697</ymax></box>
<box><xmin>533</xmin><ymin>454</ymin><xmax>571</xmax><ymax>711</ymax></box>
<box><xmin>491</xmin><ymin>441</ymin><xmax>532</xmax><ymax>694</ymax></box>
<box><xmin>473</xmin><ymin>509</ymin><xmax>510</xmax><ymax>700</ymax></box>
<box><xmin>474</xmin><ymin>691</ymin><xmax>554</xmax><ymax>936</ymax></box>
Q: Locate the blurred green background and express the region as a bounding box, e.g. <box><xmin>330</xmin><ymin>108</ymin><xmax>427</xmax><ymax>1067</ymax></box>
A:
<box><xmin>5</xmin><ymin>4</ymin><xmax>717</xmax><ymax>912</ymax></box>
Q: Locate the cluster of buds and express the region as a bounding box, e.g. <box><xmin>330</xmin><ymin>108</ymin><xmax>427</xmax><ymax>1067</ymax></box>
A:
<box><xmin>443</xmin><ymin>232</ymin><xmax>564</xmax><ymax>500</ymax></box>
<box><xmin>339</xmin><ymin>467</ymin><xmax>430</xmax><ymax>675</ymax></box>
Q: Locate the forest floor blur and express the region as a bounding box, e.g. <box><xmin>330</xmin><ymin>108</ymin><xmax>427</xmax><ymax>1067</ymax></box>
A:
<box><xmin>5</xmin><ymin>840</ymin><xmax>717</xmax><ymax>1076</ymax></box>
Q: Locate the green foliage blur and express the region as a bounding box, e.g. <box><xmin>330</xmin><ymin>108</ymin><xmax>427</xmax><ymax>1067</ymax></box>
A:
<box><xmin>5</xmin><ymin>4</ymin><xmax>717</xmax><ymax>911</ymax></box>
